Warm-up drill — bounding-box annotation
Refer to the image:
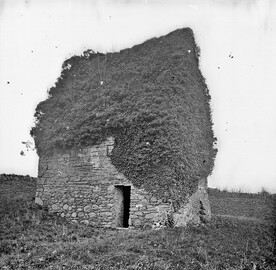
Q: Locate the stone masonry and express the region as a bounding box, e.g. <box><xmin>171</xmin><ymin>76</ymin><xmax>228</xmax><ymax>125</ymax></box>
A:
<box><xmin>35</xmin><ymin>137</ymin><xmax>211</xmax><ymax>228</ymax></box>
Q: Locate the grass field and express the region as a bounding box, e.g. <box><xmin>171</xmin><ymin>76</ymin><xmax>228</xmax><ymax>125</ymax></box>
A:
<box><xmin>0</xmin><ymin>199</ymin><xmax>275</xmax><ymax>270</ymax></box>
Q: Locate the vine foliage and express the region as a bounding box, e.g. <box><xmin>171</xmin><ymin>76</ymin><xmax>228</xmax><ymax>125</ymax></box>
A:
<box><xmin>31</xmin><ymin>28</ymin><xmax>217</xmax><ymax>208</ymax></box>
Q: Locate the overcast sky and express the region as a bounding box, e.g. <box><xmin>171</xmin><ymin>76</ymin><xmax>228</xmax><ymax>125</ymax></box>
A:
<box><xmin>0</xmin><ymin>0</ymin><xmax>275</xmax><ymax>193</ymax></box>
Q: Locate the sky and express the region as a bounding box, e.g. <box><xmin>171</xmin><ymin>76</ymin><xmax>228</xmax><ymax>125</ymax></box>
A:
<box><xmin>0</xmin><ymin>0</ymin><xmax>276</xmax><ymax>193</ymax></box>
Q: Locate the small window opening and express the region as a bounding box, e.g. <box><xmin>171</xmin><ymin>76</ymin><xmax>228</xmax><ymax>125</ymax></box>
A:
<box><xmin>114</xmin><ymin>185</ymin><xmax>131</xmax><ymax>228</ymax></box>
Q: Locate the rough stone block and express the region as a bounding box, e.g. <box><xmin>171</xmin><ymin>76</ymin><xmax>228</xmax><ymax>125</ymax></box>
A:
<box><xmin>94</xmin><ymin>186</ymin><xmax>102</xmax><ymax>192</ymax></box>
<box><xmin>89</xmin><ymin>212</ymin><xmax>96</xmax><ymax>218</ymax></box>
<box><xmin>145</xmin><ymin>213</ymin><xmax>156</xmax><ymax>219</ymax></box>
<box><xmin>52</xmin><ymin>204</ymin><xmax>59</xmax><ymax>210</ymax></box>
<box><xmin>84</xmin><ymin>205</ymin><xmax>91</xmax><ymax>212</ymax></box>
<box><xmin>80</xmin><ymin>220</ymin><xmax>89</xmax><ymax>225</ymax></box>
<box><xmin>107</xmin><ymin>186</ymin><xmax>114</xmax><ymax>193</ymax></box>
<box><xmin>35</xmin><ymin>197</ymin><xmax>43</xmax><ymax>206</ymax></box>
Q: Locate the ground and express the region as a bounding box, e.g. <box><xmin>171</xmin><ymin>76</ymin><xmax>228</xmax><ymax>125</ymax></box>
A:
<box><xmin>0</xmin><ymin>199</ymin><xmax>275</xmax><ymax>270</ymax></box>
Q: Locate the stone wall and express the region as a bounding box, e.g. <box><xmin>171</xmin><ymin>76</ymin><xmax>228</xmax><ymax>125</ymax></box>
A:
<box><xmin>35</xmin><ymin>137</ymin><xmax>210</xmax><ymax>228</ymax></box>
<box><xmin>2</xmin><ymin>171</ymin><xmax>275</xmax><ymax>226</ymax></box>
<box><xmin>0</xmin><ymin>174</ymin><xmax>37</xmax><ymax>203</ymax></box>
<box><xmin>173</xmin><ymin>180</ymin><xmax>211</xmax><ymax>226</ymax></box>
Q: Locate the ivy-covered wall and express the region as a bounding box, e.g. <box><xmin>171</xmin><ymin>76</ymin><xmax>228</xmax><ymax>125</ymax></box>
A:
<box><xmin>35</xmin><ymin>137</ymin><xmax>211</xmax><ymax>227</ymax></box>
<box><xmin>32</xmin><ymin>27</ymin><xmax>217</xmax><ymax>210</ymax></box>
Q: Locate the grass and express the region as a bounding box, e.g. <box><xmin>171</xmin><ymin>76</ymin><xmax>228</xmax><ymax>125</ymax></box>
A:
<box><xmin>0</xmin><ymin>199</ymin><xmax>276</xmax><ymax>270</ymax></box>
<box><xmin>208</xmin><ymin>187</ymin><xmax>276</xmax><ymax>198</ymax></box>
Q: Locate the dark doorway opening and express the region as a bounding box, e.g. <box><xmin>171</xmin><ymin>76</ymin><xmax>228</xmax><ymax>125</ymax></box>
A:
<box><xmin>114</xmin><ymin>185</ymin><xmax>131</xmax><ymax>228</ymax></box>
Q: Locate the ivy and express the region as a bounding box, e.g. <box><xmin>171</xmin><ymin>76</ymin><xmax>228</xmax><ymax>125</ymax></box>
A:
<box><xmin>31</xmin><ymin>28</ymin><xmax>217</xmax><ymax>209</ymax></box>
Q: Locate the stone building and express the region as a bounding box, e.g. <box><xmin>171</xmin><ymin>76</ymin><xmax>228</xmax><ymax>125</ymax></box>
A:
<box><xmin>33</xmin><ymin>28</ymin><xmax>216</xmax><ymax>228</ymax></box>
<box><xmin>35</xmin><ymin>137</ymin><xmax>211</xmax><ymax>228</ymax></box>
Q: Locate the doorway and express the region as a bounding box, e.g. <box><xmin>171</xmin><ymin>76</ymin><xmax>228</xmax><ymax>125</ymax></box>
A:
<box><xmin>114</xmin><ymin>185</ymin><xmax>131</xmax><ymax>227</ymax></box>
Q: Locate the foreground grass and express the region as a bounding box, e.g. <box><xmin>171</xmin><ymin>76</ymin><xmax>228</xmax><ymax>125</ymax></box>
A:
<box><xmin>0</xmin><ymin>200</ymin><xmax>275</xmax><ymax>270</ymax></box>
